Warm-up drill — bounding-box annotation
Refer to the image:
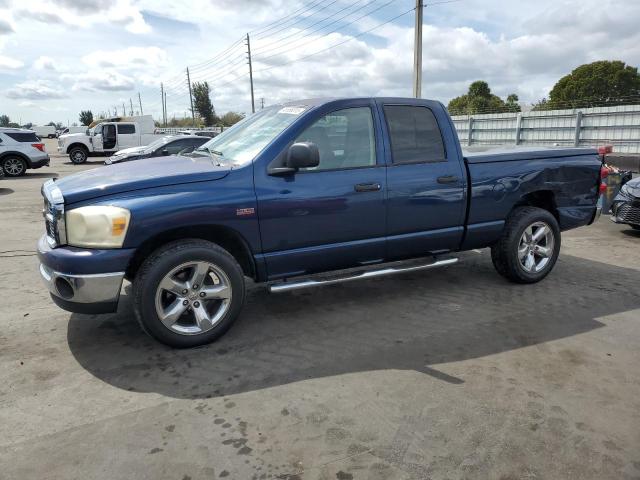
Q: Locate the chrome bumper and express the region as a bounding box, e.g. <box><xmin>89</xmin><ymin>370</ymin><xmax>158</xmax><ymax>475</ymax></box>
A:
<box><xmin>589</xmin><ymin>198</ymin><xmax>603</xmax><ymax>225</ymax></box>
<box><xmin>39</xmin><ymin>263</ymin><xmax>124</xmax><ymax>312</ymax></box>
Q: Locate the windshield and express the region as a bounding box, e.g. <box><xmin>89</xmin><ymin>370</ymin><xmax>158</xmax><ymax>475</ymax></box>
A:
<box><xmin>196</xmin><ymin>105</ymin><xmax>307</xmax><ymax>166</ymax></box>
<box><xmin>143</xmin><ymin>136</ymin><xmax>173</xmax><ymax>153</ymax></box>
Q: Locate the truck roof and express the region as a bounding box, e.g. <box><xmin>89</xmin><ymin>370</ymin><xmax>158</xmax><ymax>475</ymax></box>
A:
<box><xmin>0</xmin><ymin>127</ymin><xmax>34</xmax><ymax>133</ymax></box>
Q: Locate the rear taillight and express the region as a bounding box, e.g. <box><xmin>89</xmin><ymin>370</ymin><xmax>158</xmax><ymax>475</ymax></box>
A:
<box><xmin>32</xmin><ymin>143</ymin><xmax>45</xmax><ymax>152</ymax></box>
<box><xmin>600</xmin><ymin>166</ymin><xmax>609</xmax><ymax>180</ymax></box>
<box><xmin>599</xmin><ymin>182</ymin><xmax>607</xmax><ymax>194</ymax></box>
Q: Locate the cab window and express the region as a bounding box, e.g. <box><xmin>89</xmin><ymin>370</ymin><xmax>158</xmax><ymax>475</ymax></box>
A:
<box><xmin>294</xmin><ymin>107</ymin><xmax>376</xmax><ymax>171</ymax></box>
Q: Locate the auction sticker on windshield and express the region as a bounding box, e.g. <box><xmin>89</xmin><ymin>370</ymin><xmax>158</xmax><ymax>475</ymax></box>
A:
<box><xmin>278</xmin><ymin>106</ymin><xmax>306</xmax><ymax>115</ymax></box>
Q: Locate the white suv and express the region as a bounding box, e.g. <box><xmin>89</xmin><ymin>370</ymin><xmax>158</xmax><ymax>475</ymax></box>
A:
<box><xmin>0</xmin><ymin>128</ymin><xmax>50</xmax><ymax>177</ymax></box>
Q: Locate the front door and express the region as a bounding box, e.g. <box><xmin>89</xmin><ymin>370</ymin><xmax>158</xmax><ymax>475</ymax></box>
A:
<box><xmin>103</xmin><ymin>124</ymin><xmax>117</xmax><ymax>150</ymax></box>
<box><xmin>256</xmin><ymin>102</ymin><xmax>387</xmax><ymax>279</ymax></box>
<box><xmin>380</xmin><ymin>102</ymin><xmax>467</xmax><ymax>258</ymax></box>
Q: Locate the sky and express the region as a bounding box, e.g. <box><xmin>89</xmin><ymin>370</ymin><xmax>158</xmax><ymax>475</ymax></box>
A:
<box><xmin>0</xmin><ymin>0</ymin><xmax>639</xmax><ymax>126</ymax></box>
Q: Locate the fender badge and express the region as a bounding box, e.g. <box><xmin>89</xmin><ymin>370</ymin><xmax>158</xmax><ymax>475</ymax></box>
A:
<box><xmin>236</xmin><ymin>207</ymin><xmax>255</xmax><ymax>216</ymax></box>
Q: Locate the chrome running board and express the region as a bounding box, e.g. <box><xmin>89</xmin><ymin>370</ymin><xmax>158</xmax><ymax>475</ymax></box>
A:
<box><xmin>269</xmin><ymin>257</ymin><xmax>459</xmax><ymax>293</ymax></box>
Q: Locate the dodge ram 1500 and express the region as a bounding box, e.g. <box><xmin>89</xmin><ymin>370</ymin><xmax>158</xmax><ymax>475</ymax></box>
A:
<box><xmin>38</xmin><ymin>98</ymin><xmax>605</xmax><ymax>347</ymax></box>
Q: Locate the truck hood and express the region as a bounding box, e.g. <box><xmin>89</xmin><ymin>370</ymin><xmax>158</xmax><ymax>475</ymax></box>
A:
<box><xmin>114</xmin><ymin>146</ymin><xmax>146</xmax><ymax>156</ymax></box>
<box><xmin>56</xmin><ymin>155</ymin><xmax>232</xmax><ymax>204</ymax></box>
<box><xmin>59</xmin><ymin>132</ymin><xmax>87</xmax><ymax>141</ymax></box>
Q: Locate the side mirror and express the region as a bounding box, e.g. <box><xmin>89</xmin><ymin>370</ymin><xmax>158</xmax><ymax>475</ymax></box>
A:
<box><xmin>287</xmin><ymin>142</ymin><xmax>319</xmax><ymax>169</ymax></box>
<box><xmin>268</xmin><ymin>142</ymin><xmax>320</xmax><ymax>176</ymax></box>
<box><xmin>161</xmin><ymin>148</ymin><xmax>169</xmax><ymax>156</ymax></box>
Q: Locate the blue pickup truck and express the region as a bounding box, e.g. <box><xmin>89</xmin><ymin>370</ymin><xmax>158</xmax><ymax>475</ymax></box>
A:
<box><xmin>38</xmin><ymin>98</ymin><xmax>605</xmax><ymax>347</ymax></box>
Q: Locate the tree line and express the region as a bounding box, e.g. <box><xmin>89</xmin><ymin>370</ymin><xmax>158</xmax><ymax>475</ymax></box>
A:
<box><xmin>448</xmin><ymin>60</ymin><xmax>640</xmax><ymax>115</ymax></box>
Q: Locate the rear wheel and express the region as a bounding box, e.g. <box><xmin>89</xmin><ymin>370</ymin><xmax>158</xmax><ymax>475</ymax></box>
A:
<box><xmin>69</xmin><ymin>146</ymin><xmax>88</xmax><ymax>164</ymax></box>
<box><xmin>2</xmin><ymin>156</ymin><xmax>27</xmax><ymax>177</ymax></box>
<box><xmin>491</xmin><ymin>206</ymin><xmax>560</xmax><ymax>283</ymax></box>
<box><xmin>133</xmin><ymin>239</ymin><xmax>246</xmax><ymax>348</ymax></box>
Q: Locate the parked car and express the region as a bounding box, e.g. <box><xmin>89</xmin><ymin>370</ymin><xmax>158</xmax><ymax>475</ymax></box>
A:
<box><xmin>104</xmin><ymin>135</ymin><xmax>210</xmax><ymax>165</ymax></box>
<box><xmin>611</xmin><ymin>175</ymin><xmax>640</xmax><ymax>230</ymax></box>
<box><xmin>57</xmin><ymin>115</ymin><xmax>164</xmax><ymax>164</ymax></box>
<box><xmin>178</xmin><ymin>129</ymin><xmax>218</xmax><ymax>138</ymax></box>
<box><xmin>37</xmin><ymin>97</ymin><xmax>604</xmax><ymax>348</ymax></box>
<box><xmin>33</xmin><ymin>125</ymin><xmax>56</xmax><ymax>139</ymax></box>
<box><xmin>0</xmin><ymin>128</ymin><xmax>50</xmax><ymax>177</ymax></box>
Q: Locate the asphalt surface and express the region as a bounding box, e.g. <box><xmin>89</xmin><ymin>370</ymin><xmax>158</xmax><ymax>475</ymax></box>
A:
<box><xmin>1</xmin><ymin>140</ymin><xmax>639</xmax><ymax>479</ymax></box>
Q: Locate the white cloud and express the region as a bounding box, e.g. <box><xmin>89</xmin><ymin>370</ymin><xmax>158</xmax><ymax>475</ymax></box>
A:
<box><xmin>0</xmin><ymin>54</ymin><xmax>23</xmax><ymax>69</ymax></box>
<box><xmin>33</xmin><ymin>56</ymin><xmax>57</xmax><ymax>71</ymax></box>
<box><xmin>82</xmin><ymin>46</ymin><xmax>168</xmax><ymax>69</ymax></box>
<box><xmin>6</xmin><ymin>80</ymin><xmax>68</xmax><ymax>99</ymax></box>
<box><xmin>0</xmin><ymin>18</ymin><xmax>13</xmax><ymax>34</ymax></box>
<box><xmin>70</xmin><ymin>70</ymin><xmax>136</xmax><ymax>92</ymax></box>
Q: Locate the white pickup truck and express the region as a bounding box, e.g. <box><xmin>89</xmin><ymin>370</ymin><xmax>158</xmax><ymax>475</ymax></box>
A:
<box><xmin>57</xmin><ymin>115</ymin><xmax>164</xmax><ymax>164</ymax></box>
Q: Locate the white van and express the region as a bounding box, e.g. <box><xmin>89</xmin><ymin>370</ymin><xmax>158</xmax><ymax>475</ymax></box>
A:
<box><xmin>33</xmin><ymin>125</ymin><xmax>56</xmax><ymax>139</ymax></box>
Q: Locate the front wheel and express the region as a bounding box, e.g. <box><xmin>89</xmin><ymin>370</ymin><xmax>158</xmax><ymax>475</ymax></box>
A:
<box><xmin>69</xmin><ymin>146</ymin><xmax>88</xmax><ymax>164</ymax></box>
<box><xmin>133</xmin><ymin>239</ymin><xmax>246</xmax><ymax>348</ymax></box>
<box><xmin>491</xmin><ymin>206</ymin><xmax>561</xmax><ymax>284</ymax></box>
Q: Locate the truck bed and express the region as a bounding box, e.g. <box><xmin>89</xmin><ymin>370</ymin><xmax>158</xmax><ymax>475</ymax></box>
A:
<box><xmin>463</xmin><ymin>145</ymin><xmax>598</xmax><ymax>164</ymax></box>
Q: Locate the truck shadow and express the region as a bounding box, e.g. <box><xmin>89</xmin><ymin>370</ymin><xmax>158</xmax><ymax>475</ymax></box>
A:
<box><xmin>67</xmin><ymin>251</ymin><xmax>640</xmax><ymax>399</ymax></box>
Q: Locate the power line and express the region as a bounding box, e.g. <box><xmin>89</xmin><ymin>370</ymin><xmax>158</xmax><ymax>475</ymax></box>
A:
<box><xmin>256</xmin><ymin>0</ymin><xmax>360</xmax><ymax>53</ymax></box>
<box><xmin>255</xmin><ymin>2</ymin><xmax>411</xmax><ymax>69</ymax></box>
<box><xmin>254</xmin><ymin>0</ymin><xmax>400</xmax><ymax>62</ymax></box>
<box><xmin>250</xmin><ymin>0</ymin><xmax>327</xmax><ymax>38</ymax></box>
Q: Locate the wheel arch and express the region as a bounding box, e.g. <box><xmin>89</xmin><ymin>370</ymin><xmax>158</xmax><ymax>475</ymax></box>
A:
<box><xmin>0</xmin><ymin>151</ymin><xmax>31</xmax><ymax>167</ymax></box>
<box><xmin>514</xmin><ymin>190</ymin><xmax>559</xmax><ymax>221</ymax></box>
<box><xmin>126</xmin><ymin>224</ymin><xmax>257</xmax><ymax>282</ymax></box>
<box><xmin>66</xmin><ymin>142</ymin><xmax>89</xmax><ymax>154</ymax></box>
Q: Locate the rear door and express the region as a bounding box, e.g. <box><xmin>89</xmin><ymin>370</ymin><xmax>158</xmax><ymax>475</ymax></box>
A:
<box><xmin>379</xmin><ymin>101</ymin><xmax>466</xmax><ymax>258</ymax></box>
<box><xmin>116</xmin><ymin>123</ymin><xmax>137</xmax><ymax>149</ymax></box>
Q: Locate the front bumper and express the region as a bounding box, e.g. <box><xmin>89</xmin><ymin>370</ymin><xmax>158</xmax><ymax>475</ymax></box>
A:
<box><xmin>610</xmin><ymin>197</ymin><xmax>640</xmax><ymax>226</ymax></box>
<box><xmin>39</xmin><ymin>263</ymin><xmax>124</xmax><ymax>314</ymax></box>
<box><xmin>37</xmin><ymin>235</ymin><xmax>135</xmax><ymax>314</ymax></box>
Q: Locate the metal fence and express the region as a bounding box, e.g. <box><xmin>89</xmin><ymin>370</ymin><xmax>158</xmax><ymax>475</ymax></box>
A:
<box><xmin>451</xmin><ymin>104</ymin><xmax>640</xmax><ymax>154</ymax></box>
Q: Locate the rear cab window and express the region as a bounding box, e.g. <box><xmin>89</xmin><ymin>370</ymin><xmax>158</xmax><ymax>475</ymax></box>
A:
<box><xmin>6</xmin><ymin>132</ymin><xmax>40</xmax><ymax>143</ymax></box>
<box><xmin>383</xmin><ymin>105</ymin><xmax>446</xmax><ymax>164</ymax></box>
<box><xmin>117</xmin><ymin>124</ymin><xmax>136</xmax><ymax>134</ymax></box>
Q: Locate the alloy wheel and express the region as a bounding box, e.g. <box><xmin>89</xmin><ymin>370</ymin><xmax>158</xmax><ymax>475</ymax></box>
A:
<box><xmin>4</xmin><ymin>158</ymin><xmax>25</xmax><ymax>176</ymax></box>
<box><xmin>154</xmin><ymin>261</ymin><xmax>232</xmax><ymax>335</ymax></box>
<box><xmin>517</xmin><ymin>221</ymin><xmax>555</xmax><ymax>273</ymax></box>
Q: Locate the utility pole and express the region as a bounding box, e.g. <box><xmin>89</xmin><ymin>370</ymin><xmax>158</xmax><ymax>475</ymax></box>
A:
<box><xmin>160</xmin><ymin>83</ymin><xmax>166</xmax><ymax>126</ymax></box>
<box><xmin>246</xmin><ymin>33</ymin><xmax>255</xmax><ymax>114</ymax></box>
<box><xmin>186</xmin><ymin>67</ymin><xmax>196</xmax><ymax>126</ymax></box>
<box><xmin>122</xmin><ymin>102</ymin><xmax>126</xmax><ymax>116</ymax></box>
<box><xmin>260</xmin><ymin>97</ymin><xmax>265</xmax><ymax>109</ymax></box>
<box><xmin>138</xmin><ymin>92</ymin><xmax>143</xmax><ymax>115</ymax></box>
<box><xmin>164</xmin><ymin>91</ymin><xmax>167</xmax><ymax>126</ymax></box>
<box><xmin>129</xmin><ymin>98</ymin><xmax>134</xmax><ymax>116</ymax></box>
<box><xmin>412</xmin><ymin>0</ymin><xmax>423</xmax><ymax>98</ymax></box>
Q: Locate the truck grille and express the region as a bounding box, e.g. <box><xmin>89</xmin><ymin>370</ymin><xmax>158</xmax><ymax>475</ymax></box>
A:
<box><xmin>614</xmin><ymin>203</ymin><xmax>640</xmax><ymax>225</ymax></box>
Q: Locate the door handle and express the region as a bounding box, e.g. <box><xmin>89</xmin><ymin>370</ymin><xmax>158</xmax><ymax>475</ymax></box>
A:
<box><xmin>354</xmin><ymin>182</ymin><xmax>381</xmax><ymax>192</ymax></box>
<box><xmin>437</xmin><ymin>175</ymin><xmax>459</xmax><ymax>184</ymax></box>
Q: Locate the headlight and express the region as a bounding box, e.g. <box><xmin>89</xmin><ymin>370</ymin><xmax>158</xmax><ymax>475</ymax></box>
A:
<box><xmin>66</xmin><ymin>206</ymin><xmax>131</xmax><ymax>248</ymax></box>
<box><xmin>620</xmin><ymin>183</ymin><xmax>631</xmax><ymax>196</ymax></box>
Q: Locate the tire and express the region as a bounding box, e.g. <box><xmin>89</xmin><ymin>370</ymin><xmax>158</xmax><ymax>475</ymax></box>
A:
<box><xmin>491</xmin><ymin>206</ymin><xmax>561</xmax><ymax>284</ymax></box>
<box><xmin>133</xmin><ymin>239</ymin><xmax>246</xmax><ymax>348</ymax></box>
<box><xmin>69</xmin><ymin>146</ymin><xmax>88</xmax><ymax>164</ymax></box>
<box><xmin>2</xmin><ymin>156</ymin><xmax>27</xmax><ymax>177</ymax></box>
